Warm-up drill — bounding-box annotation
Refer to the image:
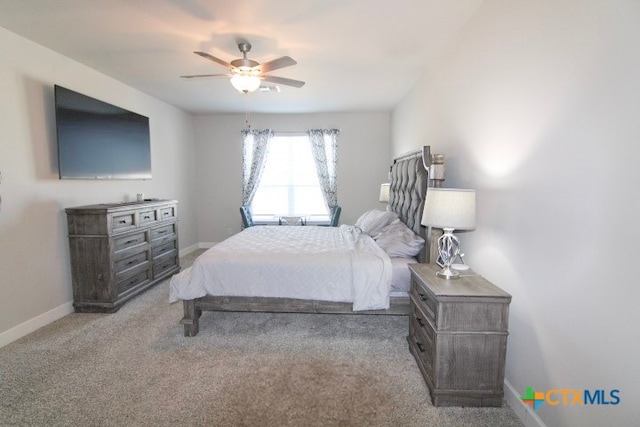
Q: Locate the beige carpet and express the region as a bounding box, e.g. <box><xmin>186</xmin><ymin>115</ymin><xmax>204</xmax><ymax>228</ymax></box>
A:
<box><xmin>0</xmin><ymin>251</ymin><xmax>523</xmax><ymax>426</ymax></box>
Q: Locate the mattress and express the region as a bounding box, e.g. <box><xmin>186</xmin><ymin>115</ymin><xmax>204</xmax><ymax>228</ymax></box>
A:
<box><xmin>389</xmin><ymin>257</ymin><xmax>415</xmax><ymax>293</ymax></box>
<box><xmin>169</xmin><ymin>225</ymin><xmax>393</xmax><ymax>311</ymax></box>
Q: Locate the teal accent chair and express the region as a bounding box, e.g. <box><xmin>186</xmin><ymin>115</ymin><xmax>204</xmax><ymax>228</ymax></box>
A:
<box><xmin>239</xmin><ymin>206</ymin><xmax>254</xmax><ymax>228</ymax></box>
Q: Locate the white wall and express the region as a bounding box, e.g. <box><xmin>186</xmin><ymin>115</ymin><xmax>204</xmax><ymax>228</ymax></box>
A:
<box><xmin>193</xmin><ymin>112</ymin><xmax>391</xmax><ymax>243</ymax></box>
<box><xmin>392</xmin><ymin>1</ymin><xmax>639</xmax><ymax>426</ymax></box>
<box><xmin>0</xmin><ymin>27</ymin><xmax>199</xmax><ymax>345</ymax></box>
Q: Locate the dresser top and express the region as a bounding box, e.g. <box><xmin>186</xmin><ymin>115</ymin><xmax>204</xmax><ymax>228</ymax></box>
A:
<box><xmin>409</xmin><ymin>263</ymin><xmax>511</xmax><ymax>300</ymax></box>
<box><xmin>66</xmin><ymin>199</ymin><xmax>177</xmax><ymax>213</ymax></box>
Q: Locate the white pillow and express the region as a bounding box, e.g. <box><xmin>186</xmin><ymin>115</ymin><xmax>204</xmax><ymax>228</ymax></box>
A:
<box><xmin>354</xmin><ymin>209</ymin><xmax>399</xmax><ymax>236</ymax></box>
<box><xmin>374</xmin><ymin>219</ymin><xmax>425</xmax><ymax>257</ymax></box>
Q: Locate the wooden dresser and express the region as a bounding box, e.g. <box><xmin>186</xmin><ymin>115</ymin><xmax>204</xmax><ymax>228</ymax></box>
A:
<box><xmin>407</xmin><ymin>263</ymin><xmax>511</xmax><ymax>407</ymax></box>
<box><xmin>65</xmin><ymin>200</ymin><xmax>180</xmax><ymax>313</ymax></box>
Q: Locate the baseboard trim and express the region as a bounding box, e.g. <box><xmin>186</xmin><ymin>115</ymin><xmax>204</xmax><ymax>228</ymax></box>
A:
<box><xmin>0</xmin><ymin>301</ymin><xmax>74</xmax><ymax>349</ymax></box>
<box><xmin>504</xmin><ymin>378</ymin><xmax>547</xmax><ymax>427</ymax></box>
<box><xmin>2</xmin><ymin>242</ymin><xmax>218</xmax><ymax>349</ymax></box>
<box><xmin>180</xmin><ymin>242</ymin><xmax>218</xmax><ymax>254</ymax></box>
<box><xmin>180</xmin><ymin>243</ymin><xmax>200</xmax><ymax>255</ymax></box>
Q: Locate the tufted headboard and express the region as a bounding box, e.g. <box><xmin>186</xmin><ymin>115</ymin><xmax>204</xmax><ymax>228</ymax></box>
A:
<box><xmin>388</xmin><ymin>146</ymin><xmax>444</xmax><ymax>263</ymax></box>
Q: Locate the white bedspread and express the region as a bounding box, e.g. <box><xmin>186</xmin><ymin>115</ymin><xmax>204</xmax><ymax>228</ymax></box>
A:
<box><xmin>169</xmin><ymin>225</ymin><xmax>393</xmax><ymax>311</ymax></box>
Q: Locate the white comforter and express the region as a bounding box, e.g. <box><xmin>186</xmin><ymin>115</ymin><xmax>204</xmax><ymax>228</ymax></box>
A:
<box><xmin>169</xmin><ymin>225</ymin><xmax>393</xmax><ymax>311</ymax></box>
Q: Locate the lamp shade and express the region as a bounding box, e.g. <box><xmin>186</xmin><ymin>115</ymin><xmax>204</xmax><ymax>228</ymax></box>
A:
<box><xmin>421</xmin><ymin>188</ymin><xmax>476</xmax><ymax>230</ymax></box>
<box><xmin>379</xmin><ymin>183</ymin><xmax>390</xmax><ymax>202</ymax></box>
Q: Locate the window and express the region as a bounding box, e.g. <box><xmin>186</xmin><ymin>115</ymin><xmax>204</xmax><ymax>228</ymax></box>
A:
<box><xmin>251</xmin><ymin>135</ymin><xmax>329</xmax><ymax>219</ymax></box>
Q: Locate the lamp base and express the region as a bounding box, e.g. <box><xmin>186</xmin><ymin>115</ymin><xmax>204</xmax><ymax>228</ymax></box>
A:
<box><xmin>435</xmin><ymin>228</ymin><xmax>462</xmax><ymax>280</ymax></box>
<box><xmin>436</xmin><ymin>265</ymin><xmax>461</xmax><ymax>280</ymax></box>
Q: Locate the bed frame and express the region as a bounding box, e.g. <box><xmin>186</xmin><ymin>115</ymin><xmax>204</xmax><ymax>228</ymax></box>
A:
<box><xmin>180</xmin><ymin>146</ymin><xmax>444</xmax><ymax>336</ymax></box>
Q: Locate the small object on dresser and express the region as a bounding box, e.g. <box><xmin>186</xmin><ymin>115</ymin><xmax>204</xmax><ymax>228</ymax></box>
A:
<box><xmin>136</xmin><ymin>193</ymin><xmax>144</xmax><ymax>202</ymax></box>
<box><xmin>407</xmin><ymin>263</ymin><xmax>511</xmax><ymax>407</ymax></box>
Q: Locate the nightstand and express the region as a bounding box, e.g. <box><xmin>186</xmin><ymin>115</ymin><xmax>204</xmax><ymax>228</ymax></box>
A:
<box><xmin>407</xmin><ymin>263</ymin><xmax>511</xmax><ymax>407</ymax></box>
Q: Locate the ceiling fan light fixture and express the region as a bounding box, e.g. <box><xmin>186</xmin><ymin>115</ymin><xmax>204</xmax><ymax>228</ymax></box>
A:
<box><xmin>230</xmin><ymin>74</ymin><xmax>261</xmax><ymax>93</ymax></box>
<box><xmin>185</xmin><ymin>42</ymin><xmax>305</xmax><ymax>92</ymax></box>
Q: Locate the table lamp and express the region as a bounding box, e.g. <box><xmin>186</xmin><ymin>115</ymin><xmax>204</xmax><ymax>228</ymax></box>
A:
<box><xmin>421</xmin><ymin>188</ymin><xmax>476</xmax><ymax>279</ymax></box>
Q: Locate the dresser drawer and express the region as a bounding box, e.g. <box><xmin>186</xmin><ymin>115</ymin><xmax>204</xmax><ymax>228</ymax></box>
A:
<box><xmin>153</xmin><ymin>252</ymin><xmax>178</xmax><ymax>278</ymax></box>
<box><xmin>113</xmin><ymin>231</ymin><xmax>148</xmax><ymax>255</ymax></box>
<box><xmin>158</xmin><ymin>205</ymin><xmax>177</xmax><ymax>221</ymax></box>
<box><xmin>138</xmin><ymin>209</ymin><xmax>157</xmax><ymax>226</ymax></box>
<box><xmin>117</xmin><ymin>269</ymin><xmax>152</xmax><ymax>295</ymax></box>
<box><xmin>150</xmin><ymin>223</ymin><xmax>176</xmax><ymax>243</ymax></box>
<box><xmin>111</xmin><ymin>212</ymin><xmax>136</xmax><ymax>232</ymax></box>
<box><xmin>115</xmin><ymin>250</ymin><xmax>150</xmax><ymax>275</ymax></box>
<box><xmin>411</xmin><ymin>277</ymin><xmax>437</xmax><ymax>325</ymax></box>
<box><xmin>152</xmin><ymin>239</ymin><xmax>177</xmax><ymax>259</ymax></box>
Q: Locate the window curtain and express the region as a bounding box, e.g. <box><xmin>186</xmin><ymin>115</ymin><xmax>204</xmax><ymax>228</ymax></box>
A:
<box><xmin>307</xmin><ymin>129</ymin><xmax>340</xmax><ymax>208</ymax></box>
<box><xmin>242</xmin><ymin>128</ymin><xmax>273</xmax><ymax>206</ymax></box>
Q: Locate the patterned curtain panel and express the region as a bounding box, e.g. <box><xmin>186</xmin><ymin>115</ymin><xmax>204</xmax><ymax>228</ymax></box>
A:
<box><xmin>242</xmin><ymin>128</ymin><xmax>273</xmax><ymax>206</ymax></box>
<box><xmin>307</xmin><ymin>129</ymin><xmax>340</xmax><ymax>208</ymax></box>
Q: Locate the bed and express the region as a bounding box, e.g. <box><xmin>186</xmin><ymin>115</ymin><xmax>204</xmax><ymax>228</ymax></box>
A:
<box><xmin>171</xmin><ymin>146</ymin><xmax>444</xmax><ymax>336</ymax></box>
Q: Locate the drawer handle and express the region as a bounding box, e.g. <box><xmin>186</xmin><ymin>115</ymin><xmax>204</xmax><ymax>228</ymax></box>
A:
<box><xmin>416</xmin><ymin>342</ymin><xmax>426</xmax><ymax>353</ymax></box>
<box><xmin>416</xmin><ymin>317</ymin><xmax>426</xmax><ymax>327</ymax></box>
<box><xmin>143</xmin><ymin>215</ymin><xmax>151</xmax><ymax>219</ymax></box>
<box><xmin>418</xmin><ymin>293</ymin><xmax>429</xmax><ymax>302</ymax></box>
<box><xmin>126</xmin><ymin>260</ymin><xmax>137</xmax><ymax>265</ymax></box>
<box><xmin>157</xmin><ymin>230</ymin><xmax>167</xmax><ymax>235</ymax></box>
<box><xmin>119</xmin><ymin>220</ymin><xmax>128</xmax><ymax>224</ymax></box>
<box><xmin>163</xmin><ymin>212</ymin><xmax>170</xmax><ymax>216</ymax></box>
<box><xmin>129</xmin><ymin>278</ymin><xmax>139</xmax><ymax>285</ymax></box>
<box><xmin>125</xmin><ymin>239</ymin><xmax>137</xmax><ymax>244</ymax></box>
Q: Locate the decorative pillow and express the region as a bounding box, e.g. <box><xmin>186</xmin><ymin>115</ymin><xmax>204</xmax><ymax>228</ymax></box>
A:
<box><xmin>354</xmin><ymin>209</ymin><xmax>399</xmax><ymax>236</ymax></box>
<box><xmin>374</xmin><ymin>219</ymin><xmax>425</xmax><ymax>257</ymax></box>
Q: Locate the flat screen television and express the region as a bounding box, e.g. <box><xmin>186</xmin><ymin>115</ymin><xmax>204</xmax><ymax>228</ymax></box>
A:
<box><xmin>54</xmin><ymin>85</ymin><xmax>152</xmax><ymax>180</ymax></box>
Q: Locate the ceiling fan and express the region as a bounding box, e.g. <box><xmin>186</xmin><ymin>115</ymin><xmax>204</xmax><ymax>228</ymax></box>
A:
<box><xmin>181</xmin><ymin>42</ymin><xmax>305</xmax><ymax>93</ymax></box>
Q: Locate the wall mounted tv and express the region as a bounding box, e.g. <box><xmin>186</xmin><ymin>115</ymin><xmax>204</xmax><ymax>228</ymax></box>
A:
<box><xmin>54</xmin><ymin>85</ymin><xmax>152</xmax><ymax>180</ymax></box>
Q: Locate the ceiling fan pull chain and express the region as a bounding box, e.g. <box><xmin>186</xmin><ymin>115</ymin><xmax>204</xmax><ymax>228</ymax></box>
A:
<box><xmin>244</xmin><ymin>96</ymin><xmax>251</xmax><ymax>129</ymax></box>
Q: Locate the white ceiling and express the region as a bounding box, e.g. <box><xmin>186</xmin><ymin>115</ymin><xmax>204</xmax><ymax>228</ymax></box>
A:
<box><xmin>0</xmin><ymin>0</ymin><xmax>483</xmax><ymax>114</ymax></box>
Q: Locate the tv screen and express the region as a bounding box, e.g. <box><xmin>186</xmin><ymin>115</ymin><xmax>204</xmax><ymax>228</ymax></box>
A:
<box><xmin>54</xmin><ymin>85</ymin><xmax>152</xmax><ymax>180</ymax></box>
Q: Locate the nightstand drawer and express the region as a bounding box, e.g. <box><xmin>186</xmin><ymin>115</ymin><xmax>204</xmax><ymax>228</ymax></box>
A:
<box><xmin>411</xmin><ymin>295</ymin><xmax>436</xmax><ymax>344</ymax></box>
<box><xmin>408</xmin><ymin>321</ymin><xmax>434</xmax><ymax>379</ymax></box>
<box><xmin>411</xmin><ymin>277</ymin><xmax>437</xmax><ymax>324</ymax></box>
<box><xmin>410</xmin><ymin>315</ymin><xmax>434</xmax><ymax>360</ymax></box>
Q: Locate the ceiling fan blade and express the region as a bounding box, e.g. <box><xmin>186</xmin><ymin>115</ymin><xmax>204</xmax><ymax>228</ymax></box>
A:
<box><xmin>262</xmin><ymin>75</ymin><xmax>305</xmax><ymax>88</ymax></box>
<box><xmin>180</xmin><ymin>73</ymin><xmax>230</xmax><ymax>79</ymax></box>
<box><xmin>194</xmin><ymin>51</ymin><xmax>232</xmax><ymax>69</ymax></box>
<box><xmin>259</xmin><ymin>56</ymin><xmax>297</xmax><ymax>73</ymax></box>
